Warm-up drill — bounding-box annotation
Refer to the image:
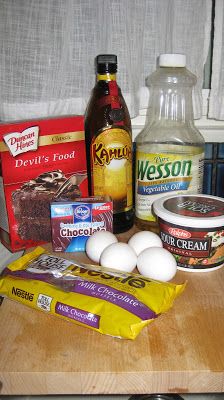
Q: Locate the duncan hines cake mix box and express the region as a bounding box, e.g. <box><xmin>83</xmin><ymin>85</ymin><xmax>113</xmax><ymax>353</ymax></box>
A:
<box><xmin>0</xmin><ymin>116</ymin><xmax>88</xmax><ymax>252</ymax></box>
<box><xmin>51</xmin><ymin>197</ymin><xmax>113</xmax><ymax>252</ymax></box>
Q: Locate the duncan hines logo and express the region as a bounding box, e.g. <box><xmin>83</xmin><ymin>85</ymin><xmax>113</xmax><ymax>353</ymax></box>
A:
<box><xmin>168</xmin><ymin>227</ymin><xmax>191</xmax><ymax>239</ymax></box>
<box><xmin>3</xmin><ymin>126</ymin><xmax>39</xmax><ymax>156</ymax></box>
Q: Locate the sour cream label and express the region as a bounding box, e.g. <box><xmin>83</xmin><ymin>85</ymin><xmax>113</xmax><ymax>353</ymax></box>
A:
<box><xmin>153</xmin><ymin>194</ymin><xmax>224</xmax><ymax>272</ymax></box>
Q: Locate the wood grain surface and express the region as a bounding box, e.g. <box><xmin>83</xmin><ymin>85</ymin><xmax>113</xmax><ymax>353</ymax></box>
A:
<box><xmin>0</xmin><ymin>226</ymin><xmax>224</xmax><ymax>395</ymax></box>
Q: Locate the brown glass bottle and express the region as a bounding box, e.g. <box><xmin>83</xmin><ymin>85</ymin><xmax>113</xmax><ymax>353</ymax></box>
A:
<box><xmin>85</xmin><ymin>54</ymin><xmax>134</xmax><ymax>233</ymax></box>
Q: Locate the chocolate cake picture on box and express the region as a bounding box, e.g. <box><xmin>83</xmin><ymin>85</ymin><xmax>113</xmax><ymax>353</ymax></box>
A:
<box><xmin>0</xmin><ymin>115</ymin><xmax>88</xmax><ymax>251</ymax></box>
<box><xmin>12</xmin><ymin>170</ymin><xmax>87</xmax><ymax>242</ymax></box>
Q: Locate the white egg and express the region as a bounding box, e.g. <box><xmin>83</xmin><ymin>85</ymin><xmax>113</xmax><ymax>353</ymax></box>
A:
<box><xmin>100</xmin><ymin>242</ymin><xmax>137</xmax><ymax>272</ymax></box>
<box><xmin>128</xmin><ymin>230</ymin><xmax>163</xmax><ymax>256</ymax></box>
<box><xmin>86</xmin><ymin>230</ymin><xmax>118</xmax><ymax>263</ymax></box>
<box><xmin>137</xmin><ymin>247</ymin><xmax>177</xmax><ymax>281</ymax></box>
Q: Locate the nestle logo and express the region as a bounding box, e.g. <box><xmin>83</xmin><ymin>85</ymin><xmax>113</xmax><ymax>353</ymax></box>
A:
<box><xmin>74</xmin><ymin>205</ymin><xmax>90</xmax><ymax>220</ymax></box>
<box><xmin>168</xmin><ymin>227</ymin><xmax>191</xmax><ymax>239</ymax></box>
<box><xmin>3</xmin><ymin>126</ymin><xmax>39</xmax><ymax>157</ymax></box>
<box><xmin>12</xmin><ymin>286</ymin><xmax>34</xmax><ymax>302</ymax></box>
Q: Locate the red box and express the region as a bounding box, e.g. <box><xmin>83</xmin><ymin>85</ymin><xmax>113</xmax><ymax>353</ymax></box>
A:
<box><xmin>0</xmin><ymin>115</ymin><xmax>88</xmax><ymax>252</ymax></box>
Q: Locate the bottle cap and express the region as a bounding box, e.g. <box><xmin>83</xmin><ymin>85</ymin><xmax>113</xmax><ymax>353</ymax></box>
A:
<box><xmin>96</xmin><ymin>54</ymin><xmax>117</xmax><ymax>73</ymax></box>
<box><xmin>159</xmin><ymin>53</ymin><xmax>186</xmax><ymax>67</ymax></box>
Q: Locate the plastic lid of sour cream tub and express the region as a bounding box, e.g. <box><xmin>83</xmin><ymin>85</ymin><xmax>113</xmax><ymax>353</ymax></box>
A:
<box><xmin>152</xmin><ymin>194</ymin><xmax>224</xmax><ymax>228</ymax></box>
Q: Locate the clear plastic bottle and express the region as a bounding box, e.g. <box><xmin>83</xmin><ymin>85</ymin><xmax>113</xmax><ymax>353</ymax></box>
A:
<box><xmin>135</xmin><ymin>53</ymin><xmax>205</xmax><ymax>232</ymax></box>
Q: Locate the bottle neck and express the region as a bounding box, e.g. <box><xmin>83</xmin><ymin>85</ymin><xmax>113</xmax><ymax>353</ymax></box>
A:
<box><xmin>149</xmin><ymin>86</ymin><xmax>194</xmax><ymax>125</ymax></box>
<box><xmin>97</xmin><ymin>73</ymin><xmax>117</xmax><ymax>82</ymax></box>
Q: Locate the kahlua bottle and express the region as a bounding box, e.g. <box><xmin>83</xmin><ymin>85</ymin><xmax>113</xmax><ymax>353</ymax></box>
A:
<box><xmin>135</xmin><ymin>53</ymin><xmax>205</xmax><ymax>232</ymax></box>
<box><xmin>85</xmin><ymin>54</ymin><xmax>134</xmax><ymax>233</ymax></box>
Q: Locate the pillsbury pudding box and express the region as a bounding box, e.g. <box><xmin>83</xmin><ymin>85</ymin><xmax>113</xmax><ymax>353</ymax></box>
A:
<box><xmin>0</xmin><ymin>116</ymin><xmax>88</xmax><ymax>252</ymax></box>
<box><xmin>50</xmin><ymin>197</ymin><xmax>113</xmax><ymax>252</ymax></box>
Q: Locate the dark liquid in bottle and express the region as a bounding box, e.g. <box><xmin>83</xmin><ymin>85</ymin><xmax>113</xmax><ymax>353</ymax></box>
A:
<box><xmin>85</xmin><ymin>58</ymin><xmax>134</xmax><ymax>234</ymax></box>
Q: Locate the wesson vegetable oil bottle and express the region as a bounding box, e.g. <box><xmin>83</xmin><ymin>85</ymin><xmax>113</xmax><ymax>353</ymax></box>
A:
<box><xmin>85</xmin><ymin>54</ymin><xmax>134</xmax><ymax>233</ymax></box>
<box><xmin>135</xmin><ymin>54</ymin><xmax>205</xmax><ymax>232</ymax></box>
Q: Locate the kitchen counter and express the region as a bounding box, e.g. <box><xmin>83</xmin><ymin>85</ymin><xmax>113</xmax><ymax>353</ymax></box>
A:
<box><xmin>0</xmin><ymin>226</ymin><xmax>224</xmax><ymax>395</ymax></box>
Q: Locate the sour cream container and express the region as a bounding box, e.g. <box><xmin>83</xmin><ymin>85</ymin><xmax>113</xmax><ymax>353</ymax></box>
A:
<box><xmin>153</xmin><ymin>194</ymin><xmax>224</xmax><ymax>272</ymax></box>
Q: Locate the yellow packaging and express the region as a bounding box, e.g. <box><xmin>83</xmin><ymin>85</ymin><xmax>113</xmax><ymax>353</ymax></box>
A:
<box><xmin>0</xmin><ymin>247</ymin><xmax>185</xmax><ymax>339</ymax></box>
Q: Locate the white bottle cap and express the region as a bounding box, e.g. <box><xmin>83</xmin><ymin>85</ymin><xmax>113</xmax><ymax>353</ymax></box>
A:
<box><xmin>159</xmin><ymin>54</ymin><xmax>186</xmax><ymax>67</ymax></box>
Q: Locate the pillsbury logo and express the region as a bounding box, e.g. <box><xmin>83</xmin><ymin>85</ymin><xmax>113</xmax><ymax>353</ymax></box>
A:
<box><xmin>74</xmin><ymin>205</ymin><xmax>90</xmax><ymax>220</ymax></box>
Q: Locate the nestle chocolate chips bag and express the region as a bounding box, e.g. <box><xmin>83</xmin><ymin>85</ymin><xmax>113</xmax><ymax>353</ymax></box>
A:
<box><xmin>0</xmin><ymin>247</ymin><xmax>185</xmax><ymax>339</ymax></box>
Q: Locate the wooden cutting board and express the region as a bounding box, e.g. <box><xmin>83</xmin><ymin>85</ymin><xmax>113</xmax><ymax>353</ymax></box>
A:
<box><xmin>0</xmin><ymin>226</ymin><xmax>224</xmax><ymax>395</ymax></box>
